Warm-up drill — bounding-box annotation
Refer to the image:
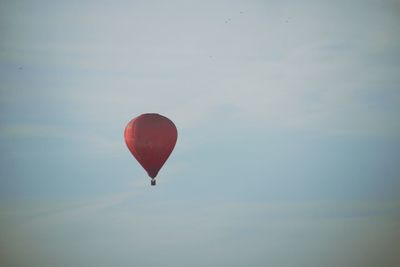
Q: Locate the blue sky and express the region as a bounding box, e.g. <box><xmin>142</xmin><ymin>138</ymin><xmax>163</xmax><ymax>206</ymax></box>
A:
<box><xmin>1</xmin><ymin>0</ymin><xmax>400</xmax><ymax>266</ymax></box>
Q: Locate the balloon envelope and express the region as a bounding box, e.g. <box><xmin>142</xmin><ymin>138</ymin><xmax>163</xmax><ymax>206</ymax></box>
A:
<box><xmin>124</xmin><ymin>113</ymin><xmax>177</xmax><ymax>180</ymax></box>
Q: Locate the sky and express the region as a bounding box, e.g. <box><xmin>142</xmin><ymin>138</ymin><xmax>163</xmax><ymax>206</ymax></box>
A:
<box><xmin>0</xmin><ymin>0</ymin><xmax>400</xmax><ymax>266</ymax></box>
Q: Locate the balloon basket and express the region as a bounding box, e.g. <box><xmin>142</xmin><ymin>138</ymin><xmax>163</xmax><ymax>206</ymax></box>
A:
<box><xmin>151</xmin><ymin>179</ymin><xmax>156</xmax><ymax>186</ymax></box>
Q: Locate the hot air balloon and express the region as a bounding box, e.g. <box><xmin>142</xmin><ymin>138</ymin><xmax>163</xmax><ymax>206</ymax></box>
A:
<box><xmin>124</xmin><ymin>113</ymin><xmax>177</xmax><ymax>186</ymax></box>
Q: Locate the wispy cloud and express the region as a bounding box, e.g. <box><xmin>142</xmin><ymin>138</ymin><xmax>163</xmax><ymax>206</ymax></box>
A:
<box><xmin>1</xmin><ymin>1</ymin><xmax>399</xmax><ymax>266</ymax></box>
<box><xmin>0</xmin><ymin>123</ymin><xmax>122</xmax><ymax>153</ymax></box>
<box><xmin>1</xmin><ymin>198</ymin><xmax>399</xmax><ymax>267</ymax></box>
<box><xmin>1</xmin><ymin>0</ymin><xmax>399</xmax><ymax>134</ymax></box>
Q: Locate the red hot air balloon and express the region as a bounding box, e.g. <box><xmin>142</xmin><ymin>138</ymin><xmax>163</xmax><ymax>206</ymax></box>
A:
<box><xmin>124</xmin><ymin>113</ymin><xmax>177</xmax><ymax>186</ymax></box>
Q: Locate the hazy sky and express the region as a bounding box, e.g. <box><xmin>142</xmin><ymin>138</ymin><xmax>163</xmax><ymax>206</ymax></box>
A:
<box><xmin>1</xmin><ymin>0</ymin><xmax>400</xmax><ymax>266</ymax></box>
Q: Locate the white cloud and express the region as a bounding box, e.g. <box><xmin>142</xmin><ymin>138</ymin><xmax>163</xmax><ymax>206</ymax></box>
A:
<box><xmin>1</xmin><ymin>0</ymin><xmax>399</xmax><ymax>135</ymax></box>
<box><xmin>1</xmin><ymin>198</ymin><xmax>399</xmax><ymax>267</ymax></box>
<box><xmin>0</xmin><ymin>124</ymin><xmax>122</xmax><ymax>153</ymax></box>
